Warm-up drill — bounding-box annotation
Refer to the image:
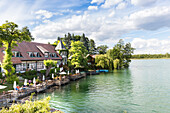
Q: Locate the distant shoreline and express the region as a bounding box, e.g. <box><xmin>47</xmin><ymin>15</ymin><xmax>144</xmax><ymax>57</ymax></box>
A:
<box><xmin>131</xmin><ymin>58</ymin><xmax>170</xmax><ymax>60</ymax></box>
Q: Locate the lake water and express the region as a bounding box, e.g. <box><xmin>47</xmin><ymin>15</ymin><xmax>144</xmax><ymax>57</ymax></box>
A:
<box><xmin>36</xmin><ymin>59</ymin><xmax>170</xmax><ymax>113</ymax></box>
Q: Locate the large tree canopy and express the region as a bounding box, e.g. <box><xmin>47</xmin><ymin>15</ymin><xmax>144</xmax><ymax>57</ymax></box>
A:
<box><xmin>69</xmin><ymin>41</ymin><xmax>88</xmax><ymax>69</ymax></box>
<box><xmin>0</xmin><ymin>21</ymin><xmax>33</xmax><ymax>76</ymax></box>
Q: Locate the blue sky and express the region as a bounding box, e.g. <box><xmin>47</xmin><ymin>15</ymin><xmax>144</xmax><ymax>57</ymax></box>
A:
<box><xmin>0</xmin><ymin>0</ymin><xmax>170</xmax><ymax>54</ymax></box>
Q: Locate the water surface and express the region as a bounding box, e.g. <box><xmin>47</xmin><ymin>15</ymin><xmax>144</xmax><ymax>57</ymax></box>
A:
<box><xmin>36</xmin><ymin>59</ymin><xmax>170</xmax><ymax>113</ymax></box>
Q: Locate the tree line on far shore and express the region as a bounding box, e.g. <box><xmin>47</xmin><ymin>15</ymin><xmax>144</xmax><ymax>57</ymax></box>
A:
<box><xmin>132</xmin><ymin>53</ymin><xmax>170</xmax><ymax>59</ymax></box>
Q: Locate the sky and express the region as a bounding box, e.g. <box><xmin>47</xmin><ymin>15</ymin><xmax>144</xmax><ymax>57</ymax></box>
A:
<box><xmin>0</xmin><ymin>0</ymin><xmax>170</xmax><ymax>54</ymax></box>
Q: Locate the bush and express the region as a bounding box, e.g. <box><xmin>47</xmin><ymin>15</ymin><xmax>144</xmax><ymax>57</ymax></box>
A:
<box><xmin>40</xmin><ymin>70</ymin><xmax>46</xmax><ymax>75</ymax></box>
<box><xmin>0</xmin><ymin>96</ymin><xmax>63</xmax><ymax>113</ymax></box>
<box><xmin>6</xmin><ymin>74</ymin><xmax>19</xmax><ymax>84</ymax></box>
<box><xmin>0</xmin><ymin>73</ymin><xmax>3</xmax><ymax>79</ymax></box>
<box><xmin>22</xmin><ymin>70</ymin><xmax>37</xmax><ymax>80</ymax></box>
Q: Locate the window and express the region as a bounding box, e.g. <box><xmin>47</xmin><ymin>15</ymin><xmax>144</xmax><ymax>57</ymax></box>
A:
<box><xmin>37</xmin><ymin>52</ymin><xmax>41</xmax><ymax>57</ymax></box>
<box><xmin>27</xmin><ymin>52</ymin><xmax>41</xmax><ymax>57</ymax></box>
<box><xmin>44</xmin><ymin>52</ymin><xmax>48</xmax><ymax>57</ymax></box>
<box><xmin>49</xmin><ymin>53</ymin><xmax>58</xmax><ymax>57</ymax></box>
<box><xmin>12</xmin><ymin>51</ymin><xmax>22</xmax><ymax>57</ymax></box>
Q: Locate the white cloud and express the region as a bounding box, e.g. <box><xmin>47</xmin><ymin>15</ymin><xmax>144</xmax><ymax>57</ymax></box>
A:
<box><xmin>108</xmin><ymin>11</ymin><xmax>115</xmax><ymax>17</ymax></box>
<box><xmin>35</xmin><ymin>10</ymin><xmax>53</xmax><ymax>19</ymax></box>
<box><xmin>116</xmin><ymin>2</ymin><xmax>127</xmax><ymax>10</ymax></box>
<box><xmin>131</xmin><ymin>0</ymin><xmax>157</xmax><ymax>6</ymax></box>
<box><xmin>91</xmin><ymin>0</ymin><xmax>105</xmax><ymax>5</ymax></box>
<box><xmin>101</xmin><ymin>0</ymin><xmax>122</xmax><ymax>8</ymax></box>
<box><xmin>131</xmin><ymin>38</ymin><xmax>170</xmax><ymax>54</ymax></box>
<box><xmin>128</xmin><ymin>6</ymin><xmax>170</xmax><ymax>30</ymax></box>
<box><xmin>32</xmin><ymin>6</ymin><xmax>170</xmax><ymax>46</ymax></box>
<box><xmin>88</xmin><ymin>6</ymin><xmax>98</xmax><ymax>10</ymax></box>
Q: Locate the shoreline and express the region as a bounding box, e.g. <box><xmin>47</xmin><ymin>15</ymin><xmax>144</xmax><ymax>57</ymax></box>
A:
<box><xmin>131</xmin><ymin>58</ymin><xmax>170</xmax><ymax>60</ymax></box>
<box><xmin>0</xmin><ymin>71</ymin><xmax>100</xmax><ymax>109</ymax></box>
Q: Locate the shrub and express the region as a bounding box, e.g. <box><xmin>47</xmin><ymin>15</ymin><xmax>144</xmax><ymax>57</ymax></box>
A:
<box><xmin>0</xmin><ymin>73</ymin><xmax>3</xmax><ymax>79</ymax></box>
<box><xmin>40</xmin><ymin>70</ymin><xmax>46</xmax><ymax>75</ymax></box>
<box><xmin>6</xmin><ymin>74</ymin><xmax>19</xmax><ymax>84</ymax></box>
<box><xmin>22</xmin><ymin>70</ymin><xmax>37</xmax><ymax>80</ymax></box>
<box><xmin>0</xmin><ymin>96</ymin><xmax>63</xmax><ymax>113</ymax></box>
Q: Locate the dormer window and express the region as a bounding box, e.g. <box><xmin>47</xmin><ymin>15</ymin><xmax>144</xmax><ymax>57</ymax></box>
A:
<box><xmin>27</xmin><ymin>52</ymin><xmax>41</xmax><ymax>57</ymax></box>
<box><xmin>37</xmin><ymin>52</ymin><xmax>41</xmax><ymax>57</ymax></box>
<box><xmin>28</xmin><ymin>52</ymin><xmax>33</xmax><ymax>57</ymax></box>
<box><xmin>44</xmin><ymin>52</ymin><xmax>49</xmax><ymax>57</ymax></box>
<box><xmin>12</xmin><ymin>51</ymin><xmax>23</xmax><ymax>57</ymax></box>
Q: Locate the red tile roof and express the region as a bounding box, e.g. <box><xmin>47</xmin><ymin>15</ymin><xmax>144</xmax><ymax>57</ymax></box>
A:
<box><xmin>0</xmin><ymin>41</ymin><xmax>62</xmax><ymax>64</ymax></box>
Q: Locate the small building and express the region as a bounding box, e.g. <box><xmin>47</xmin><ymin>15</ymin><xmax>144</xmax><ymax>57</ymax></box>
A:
<box><xmin>86</xmin><ymin>54</ymin><xmax>96</xmax><ymax>65</ymax></box>
<box><xmin>0</xmin><ymin>41</ymin><xmax>62</xmax><ymax>73</ymax></box>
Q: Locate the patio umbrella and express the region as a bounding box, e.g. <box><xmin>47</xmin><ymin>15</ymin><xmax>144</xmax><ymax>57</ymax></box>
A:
<box><xmin>43</xmin><ymin>75</ymin><xmax>45</xmax><ymax>81</ymax></box>
<box><xmin>59</xmin><ymin>72</ymin><xmax>67</xmax><ymax>75</ymax></box>
<box><xmin>33</xmin><ymin>77</ymin><xmax>36</xmax><ymax>86</ymax></box>
<box><xmin>24</xmin><ymin>79</ymin><xmax>27</xmax><ymax>86</ymax></box>
<box><xmin>76</xmin><ymin>70</ymin><xmax>78</xmax><ymax>74</ymax></box>
<box><xmin>59</xmin><ymin>72</ymin><xmax>66</xmax><ymax>81</ymax></box>
<box><xmin>0</xmin><ymin>85</ymin><xmax>7</xmax><ymax>89</ymax></box>
<box><xmin>52</xmin><ymin>73</ymin><xmax>54</xmax><ymax>79</ymax></box>
<box><xmin>68</xmin><ymin>71</ymin><xmax>69</xmax><ymax>75</ymax></box>
<box><xmin>13</xmin><ymin>81</ymin><xmax>16</xmax><ymax>90</ymax></box>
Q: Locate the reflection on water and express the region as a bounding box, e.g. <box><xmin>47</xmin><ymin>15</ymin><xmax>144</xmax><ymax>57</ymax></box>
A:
<box><xmin>36</xmin><ymin>59</ymin><xmax>170</xmax><ymax>113</ymax></box>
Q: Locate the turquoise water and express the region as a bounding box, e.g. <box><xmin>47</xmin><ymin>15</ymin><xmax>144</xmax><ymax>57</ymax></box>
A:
<box><xmin>36</xmin><ymin>59</ymin><xmax>170</xmax><ymax>113</ymax></box>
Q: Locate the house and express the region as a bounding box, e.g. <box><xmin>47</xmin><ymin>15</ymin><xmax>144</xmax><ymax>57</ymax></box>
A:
<box><xmin>0</xmin><ymin>41</ymin><xmax>62</xmax><ymax>73</ymax></box>
<box><xmin>86</xmin><ymin>54</ymin><xmax>96</xmax><ymax>65</ymax></box>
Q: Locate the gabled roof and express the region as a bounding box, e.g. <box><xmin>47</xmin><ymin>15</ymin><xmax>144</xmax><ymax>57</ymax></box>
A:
<box><xmin>55</xmin><ymin>40</ymin><xmax>66</xmax><ymax>50</ymax></box>
<box><xmin>0</xmin><ymin>41</ymin><xmax>62</xmax><ymax>64</ymax></box>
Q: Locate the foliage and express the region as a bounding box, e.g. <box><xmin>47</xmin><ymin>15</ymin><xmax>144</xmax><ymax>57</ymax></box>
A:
<box><xmin>6</xmin><ymin>74</ymin><xmax>19</xmax><ymax>84</ymax></box>
<box><xmin>89</xmin><ymin>39</ymin><xmax>96</xmax><ymax>54</ymax></box>
<box><xmin>0</xmin><ymin>21</ymin><xmax>33</xmax><ymax>76</ymax></box>
<box><xmin>113</xmin><ymin>59</ymin><xmax>119</xmax><ymax>69</ymax></box>
<box><xmin>97</xmin><ymin>45</ymin><xmax>108</xmax><ymax>54</ymax></box>
<box><xmin>95</xmin><ymin>55</ymin><xmax>109</xmax><ymax>69</ymax></box>
<box><xmin>80</xmin><ymin>33</ymin><xmax>89</xmax><ymax>51</ymax></box>
<box><xmin>109</xmin><ymin>39</ymin><xmax>135</xmax><ymax>69</ymax></box>
<box><xmin>64</xmin><ymin>33</ymin><xmax>72</xmax><ymax>49</ymax></box>
<box><xmin>96</xmin><ymin>39</ymin><xmax>135</xmax><ymax>70</ymax></box>
<box><xmin>132</xmin><ymin>53</ymin><xmax>170</xmax><ymax>59</ymax></box>
<box><xmin>44</xmin><ymin>60</ymin><xmax>57</xmax><ymax>78</ymax></box>
<box><xmin>0</xmin><ymin>96</ymin><xmax>63</xmax><ymax>113</ymax></box>
<box><xmin>22</xmin><ymin>70</ymin><xmax>37</xmax><ymax>80</ymax></box>
<box><xmin>0</xmin><ymin>72</ymin><xmax>3</xmax><ymax>79</ymax></box>
<box><xmin>40</xmin><ymin>69</ymin><xmax>46</xmax><ymax>75</ymax></box>
<box><xmin>69</xmin><ymin>41</ymin><xmax>88</xmax><ymax>69</ymax></box>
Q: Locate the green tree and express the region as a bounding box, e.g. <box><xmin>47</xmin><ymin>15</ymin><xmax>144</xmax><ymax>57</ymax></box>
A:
<box><xmin>95</xmin><ymin>54</ymin><xmax>109</xmax><ymax>69</ymax></box>
<box><xmin>89</xmin><ymin>39</ymin><xmax>96</xmax><ymax>54</ymax></box>
<box><xmin>69</xmin><ymin>41</ymin><xmax>88</xmax><ymax>69</ymax></box>
<box><xmin>64</xmin><ymin>33</ymin><xmax>71</xmax><ymax>49</ymax></box>
<box><xmin>44</xmin><ymin>60</ymin><xmax>57</xmax><ymax>79</ymax></box>
<box><xmin>0</xmin><ymin>21</ymin><xmax>33</xmax><ymax>76</ymax></box>
<box><xmin>123</xmin><ymin>42</ymin><xmax>135</xmax><ymax>68</ymax></box>
<box><xmin>97</xmin><ymin>45</ymin><xmax>108</xmax><ymax>54</ymax></box>
<box><xmin>80</xmin><ymin>33</ymin><xmax>89</xmax><ymax>51</ymax></box>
